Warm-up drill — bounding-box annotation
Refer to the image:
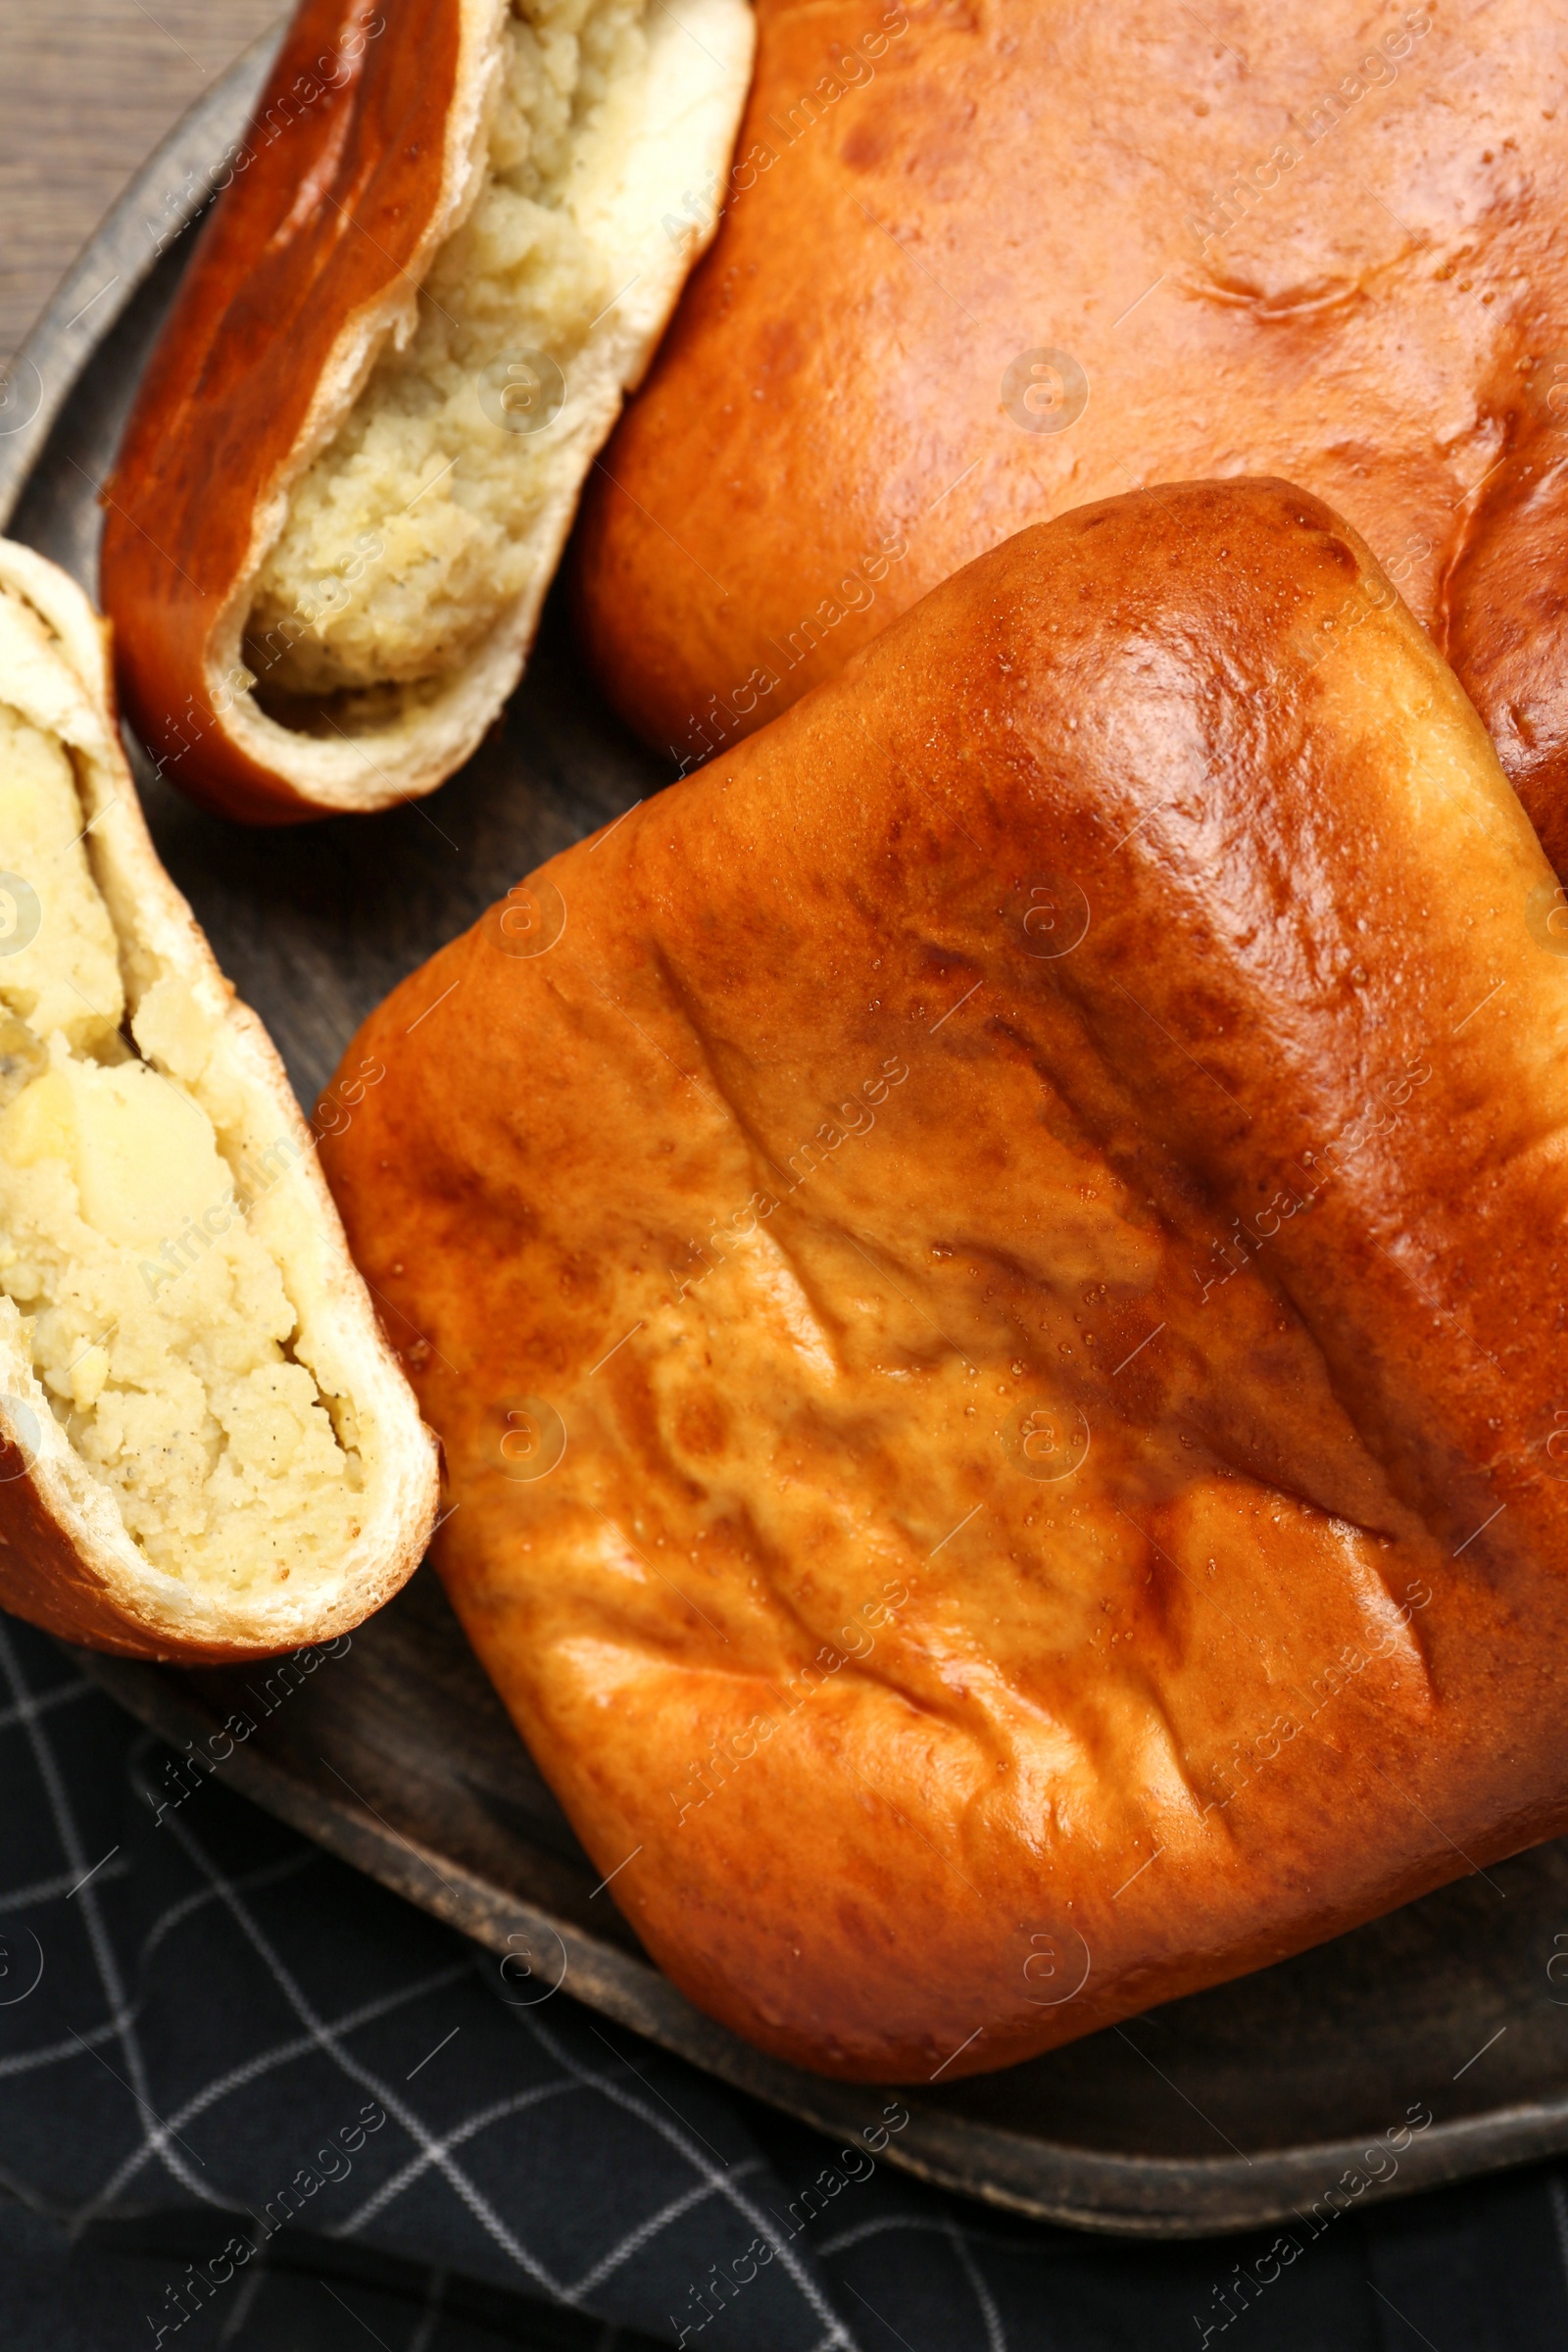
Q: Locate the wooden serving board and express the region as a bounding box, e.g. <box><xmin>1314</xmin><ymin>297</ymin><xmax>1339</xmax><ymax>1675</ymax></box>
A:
<box><xmin>6</xmin><ymin>44</ymin><xmax>1568</xmax><ymax>2238</ymax></box>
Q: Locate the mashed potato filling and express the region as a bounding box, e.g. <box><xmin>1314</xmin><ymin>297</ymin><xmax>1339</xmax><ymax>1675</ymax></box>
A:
<box><xmin>246</xmin><ymin>0</ymin><xmax>648</xmax><ymax>704</ymax></box>
<box><xmin>0</xmin><ymin>689</ymin><xmax>363</xmax><ymax>1592</ymax></box>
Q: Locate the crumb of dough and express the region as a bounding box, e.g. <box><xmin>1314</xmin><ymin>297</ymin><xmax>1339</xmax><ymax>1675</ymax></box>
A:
<box><xmin>247</xmin><ymin>0</ymin><xmax>648</xmax><ymax>700</ymax></box>
<box><xmin>0</xmin><ymin>683</ymin><xmax>363</xmax><ymax>1592</ymax></box>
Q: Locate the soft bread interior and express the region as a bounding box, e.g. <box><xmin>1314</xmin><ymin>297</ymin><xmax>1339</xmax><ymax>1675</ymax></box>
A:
<box><xmin>248</xmin><ymin>0</ymin><xmax>648</xmax><ymax>711</ymax></box>
<box><xmin>0</xmin><ymin>591</ymin><xmax>362</xmax><ymax>1596</ymax></box>
<box><xmin>0</xmin><ymin>545</ymin><xmax>434</xmax><ymax>1649</ymax></box>
<box><xmin>206</xmin><ymin>0</ymin><xmax>753</xmax><ymax>809</ymax></box>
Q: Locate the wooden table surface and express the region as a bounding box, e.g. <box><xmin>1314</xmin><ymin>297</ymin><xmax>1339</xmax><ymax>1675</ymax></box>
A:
<box><xmin>0</xmin><ymin>0</ymin><xmax>279</xmax><ymax>363</ymax></box>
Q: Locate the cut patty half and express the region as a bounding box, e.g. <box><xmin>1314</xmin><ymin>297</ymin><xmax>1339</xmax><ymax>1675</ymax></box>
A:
<box><xmin>0</xmin><ymin>538</ymin><xmax>436</xmax><ymax>1658</ymax></box>
<box><xmin>101</xmin><ymin>0</ymin><xmax>756</xmax><ymax>822</ymax></box>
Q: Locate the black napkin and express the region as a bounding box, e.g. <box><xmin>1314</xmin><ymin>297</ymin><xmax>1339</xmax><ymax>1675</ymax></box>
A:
<box><xmin>0</xmin><ymin>1609</ymin><xmax>1563</xmax><ymax>2351</ymax></box>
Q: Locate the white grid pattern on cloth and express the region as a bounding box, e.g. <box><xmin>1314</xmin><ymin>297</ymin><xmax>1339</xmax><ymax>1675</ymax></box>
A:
<box><xmin>0</xmin><ymin>1620</ymin><xmax>220</xmax><ymax>2212</ymax></box>
<box><xmin>524</xmin><ymin>2010</ymin><xmax>866</xmax><ymax>2352</ymax></box>
<box><xmin>0</xmin><ymin>1670</ymin><xmax>95</xmax><ymax>1737</ymax></box>
<box><xmin>6</xmin><ymin>1614</ymin><xmax>1568</xmax><ymax>2349</ymax></box>
<box><xmin>0</xmin><ymin>2018</ymin><xmax>127</xmax><ymax>2083</ymax></box>
<box><xmin>407</xmin><ymin>2260</ymin><xmax>450</xmax><ymax>2352</ymax></box>
<box><xmin>567</xmin><ymin>2168</ymin><xmax>752</xmax><ymax>2303</ymax></box>
<box><xmin>77</xmin><ymin>1954</ymin><xmax>473</xmax><ymax>2221</ymax></box>
<box><xmin>217</xmin><ymin>2250</ymin><xmax>269</xmax><ymax>2345</ymax></box>
<box><xmin>0</xmin><ymin>1617</ymin><xmax>948</xmax><ymax>2350</ymax></box>
<box><xmin>0</xmin><ymin>1857</ymin><xmax>131</xmax><ymax>1910</ymax></box>
<box><xmin>0</xmin><ymin>1842</ymin><xmax>319</xmax><ymax>2092</ymax></box>
<box><xmin>159</xmin><ymin>1799</ymin><xmax>580</xmax><ymax>2303</ymax></box>
<box><xmin>151</xmin><ymin>1790</ymin><xmax>855</xmax><ymax>2345</ymax></box>
<box><xmin>817</xmin><ymin>2208</ymin><xmax>1024</xmax><ymax>2352</ymax></box>
<box><xmin>0</xmin><ymin>2148</ymin><xmax>61</xmax><ymax>2219</ymax></box>
<box><xmin>337</xmin><ymin>2080</ymin><xmax>600</xmax><ymax>2238</ymax></box>
<box><xmin>946</xmin><ymin>2215</ymin><xmax>1009</xmax><ymax>2352</ymax></box>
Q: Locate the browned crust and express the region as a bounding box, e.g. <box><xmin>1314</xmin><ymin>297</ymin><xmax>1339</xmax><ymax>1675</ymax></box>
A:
<box><xmin>326</xmin><ymin>479</ymin><xmax>1568</xmax><ymax>2079</ymax></box>
<box><xmin>99</xmin><ymin>0</ymin><xmax>470</xmax><ymax>825</ymax></box>
<box><xmin>573</xmin><ymin>0</ymin><xmax>1568</xmax><ymax>849</ymax></box>
<box><xmin>0</xmin><ymin>1436</ymin><xmax>168</xmax><ymax>1656</ymax></box>
<box><xmin>1439</xmin><ymin>418</ymin><xmax>1568</xmax><ymax>879</ymax></box>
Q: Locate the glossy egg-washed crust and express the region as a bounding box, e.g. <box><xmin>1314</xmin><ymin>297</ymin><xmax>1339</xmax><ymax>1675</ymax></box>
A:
<box><xmin>575</xmin><ymin>0</ymin><xmax>1568</xmax><ymax>873</ymax></box>
<box><xmin>324</xmin><ymin>478</ymin><xmax>1568</xmax><ymax>2082</ymax></box>
<box><xmin>100</xmin><ymin>0</ymin><xmax>478</xmax><ymax>824</ymax></box>
<box><xmin>0</xmin><ymin>540</ymin><xmax>437</xmax><ymax>1662</ymax></box>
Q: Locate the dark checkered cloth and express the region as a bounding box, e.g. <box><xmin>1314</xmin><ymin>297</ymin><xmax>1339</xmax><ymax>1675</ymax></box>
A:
<box><xmin>0</xmin><ymin>1611</ymin><xmax>1564</xmax><ymax>2352</ymax></box>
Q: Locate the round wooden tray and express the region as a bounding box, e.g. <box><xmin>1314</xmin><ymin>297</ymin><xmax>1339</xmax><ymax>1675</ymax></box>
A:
<box><xmin>6</xmin><ymin>42</ymin><xmax>1568</xmax><ymax>2238</ymax></box>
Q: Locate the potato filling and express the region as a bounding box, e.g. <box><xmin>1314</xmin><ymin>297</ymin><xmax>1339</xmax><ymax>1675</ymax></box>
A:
<box><xmin>0</xmin><ymin>684</ymin><xmax>363</xmax><ymax>1591</ymax></box>
<box><xmin>246</xmin><ymin>0</ymin><xmax>648</xmax><ymax>703</ymax></box>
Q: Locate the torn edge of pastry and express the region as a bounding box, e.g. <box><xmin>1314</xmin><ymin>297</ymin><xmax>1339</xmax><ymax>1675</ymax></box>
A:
<box><xmin>115</xmin><ymin>0</ymin><xmax>755</xmax><ymax>821</ymax></box>
<box><xmin>0</xmin><ymin>539</ymin><xmax>437</xmax><ymax>1659</ymax></box>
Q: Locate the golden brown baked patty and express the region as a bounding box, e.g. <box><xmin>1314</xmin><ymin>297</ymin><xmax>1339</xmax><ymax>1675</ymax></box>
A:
<box><xmin>573</xmin><ymin>0</ymin><xmax>1568</xmax><ymax>870</ymax></box>
<box><xmin>325</xmin><ymin>479</ymin><xmax>1568</xmax><ymax>2081</ymax></box>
